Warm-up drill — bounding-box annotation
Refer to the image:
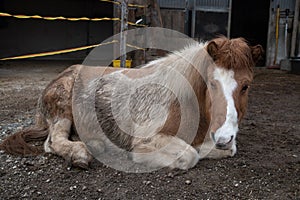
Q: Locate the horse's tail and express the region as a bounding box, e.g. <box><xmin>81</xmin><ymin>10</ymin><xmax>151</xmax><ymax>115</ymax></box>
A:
<box><xmin>0</xmin><ymin>127</ymin><xmax>49</xmax><ymax>155</ymax></box>
<box><xmin>0</xmin><ymin>98</ymin><xmax>49</xmax><ymax>155</ymax></box>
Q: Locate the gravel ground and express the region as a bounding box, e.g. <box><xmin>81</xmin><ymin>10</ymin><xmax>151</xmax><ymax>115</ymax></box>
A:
<box><xmin>0</xmin><ymin>61</ymin><xmax>300</xmax><ymax>199</ymax></box>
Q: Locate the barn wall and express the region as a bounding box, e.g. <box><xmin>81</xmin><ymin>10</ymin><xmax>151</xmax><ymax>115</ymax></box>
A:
<box><xmin>160</xmin><ymin>9</ymin><xmax>185</xmax><ymax>33</ymax></box>
<box><xmin>266</xmin><ymin>0</ymin><xmax>297</xmax><ymax>66</ymax></box>
<box><xmin>0</xmin><ymin>0</ymin><xmax>113</xmax><ymax>60</ymax></box>
<box><xmin>158</xmin><ymin>0</ymin><xmax>231</xmax><ymax>40</ymax></box>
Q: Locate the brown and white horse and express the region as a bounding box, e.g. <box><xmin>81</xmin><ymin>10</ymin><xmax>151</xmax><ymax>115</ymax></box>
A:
<box><xmin>0</xmin><ymin>37</ymin><xmax>263</xmax><ymax>170</ymax></box>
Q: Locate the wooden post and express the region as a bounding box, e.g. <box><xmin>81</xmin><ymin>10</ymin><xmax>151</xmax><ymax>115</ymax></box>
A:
<box><xmin>148</xmin><ymin>0</ymin><xmax>163</xmax><ymax>27</ymax></box>
<box><xmin>191</xmin><ymin>0</ymin><xmax>196</xmax><ymax>38</ymax></box>
<box><xmin>120</xmin><ymin>0</ymin><xmax>128</xmax><ymax>68</ymax></box>
<box><xmin>227</xmin><ymin>0</ymin><xmax>232</xmax><ymax>38</ymax></box>
<box><xmin>184</xmin><ymin>0</ymin><xmax>189</xmax><ymax>35</ymax></box>
<box><xmin>290</xmin><ymin>0</ymin><xmax>300</xmax><ymax>57</ymax></box>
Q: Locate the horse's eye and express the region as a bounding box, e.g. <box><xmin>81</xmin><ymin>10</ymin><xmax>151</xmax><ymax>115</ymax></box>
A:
<box><xmin>210</xmin><ymin>81</ymin><xmax>217</xmax><ymax>89</ymax></box>
<box><xmin>241</xmin><ymin>84</ymin><xmax>249</xmax><ymax>92</ymax></box>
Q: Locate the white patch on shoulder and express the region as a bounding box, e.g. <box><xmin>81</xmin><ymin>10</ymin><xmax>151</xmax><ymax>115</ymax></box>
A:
<box><xmin>213</xmin><ymin>67</ymin><xmax>238</xmax><ymax>142</ymax></box>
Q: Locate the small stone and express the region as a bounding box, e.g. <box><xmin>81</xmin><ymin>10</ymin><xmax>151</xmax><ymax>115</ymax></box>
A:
<box><xmin>24</xmin><ymin>186</ymin><xmax>30</xmax><ymax>190</ymax></box>
<box><xmin>82</xmin><ymin>186</ymin><xmax>87</xmax><ymax>191</ymax></box>
<box><xmin>22</xmin><ymin>192</ymin><xmax>29</xmax><ymax>197</ymax></box>
<box><xmin>143</xmin><ymin>180</ymin><xmax>151</xmax><ymax>185</ymax></box>
<box><xmin>234</xmin><ymin>183</ymin><xmax>239</xmax><ymax>187</ymax></box>
<box><xmin>45</xmin><ymin>179</ymin><xmax>51</xmax><ymax>183</ymax></box>
<box><xmin>167</xmin><ymin>172</ymin><xmax>174</xmax><ymax>178</ymax></box>
<box><xmin>185</xmin><ymin>180</ymin><xmax>191</xmax><ymax>185</ymax></box>
<box><xmin>70</xmin><ymin>185</ymin><xmax>77</xmax><ymax>191</ymax></box>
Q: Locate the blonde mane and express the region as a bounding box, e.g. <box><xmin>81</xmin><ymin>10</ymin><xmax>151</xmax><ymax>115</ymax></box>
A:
<box><xmin>141</xmin><ymin>42</ymin><xmax>212</xmax><ymax>100</ymax></box>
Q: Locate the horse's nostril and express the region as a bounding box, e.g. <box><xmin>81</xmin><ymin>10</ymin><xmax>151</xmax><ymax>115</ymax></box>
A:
<box><xmin>216</xmin><ymin>142</ymin><xmax>226</xmax><ymax>149</ymax></box>
<box><xmin>215</xmin><ymin>136</ymin><xmax>234</xmax><ymax>150</ymax></box>
<box><xmin>210</xmin><ymin>132</ymin><xmax>216</xmax><ymax>142</ymax></box>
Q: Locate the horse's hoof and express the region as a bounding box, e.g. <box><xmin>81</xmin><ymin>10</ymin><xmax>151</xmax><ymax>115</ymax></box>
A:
<box><xmin>170</xmin><ymin>146</ymin><xmax>200</xmax><ymax>170</ymax></box>
<box><xmin>73</xmin><ymin>160</ymin><xmax>89</xmax><ymax>169</ymax></box>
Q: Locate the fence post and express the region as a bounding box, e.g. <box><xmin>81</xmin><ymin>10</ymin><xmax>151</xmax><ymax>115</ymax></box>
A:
<box><xmin>120</xmin><ymin>0</ymin><xmax>128</xmax><ymax>68</ymax></box>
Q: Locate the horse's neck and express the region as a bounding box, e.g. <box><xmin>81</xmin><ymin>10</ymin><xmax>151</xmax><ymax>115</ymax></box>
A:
<box><xmin>147</xmin><ymin>43</ymin><xmax>210</xmax><ymax>101</ymax></box>
<box><xmin>148</xmin><ymin>44</ymin><xmax>211</xmax><ymax>144</ymax></box>
<box><xmin>167</xmin><ymin>45</ymin><xmax>211</xmax><ymax>145</ymax></box>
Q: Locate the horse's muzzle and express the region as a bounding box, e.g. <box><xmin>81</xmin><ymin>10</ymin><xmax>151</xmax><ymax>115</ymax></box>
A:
<box><xmin>215</xmin><ymin>135</ymin><xmax>234</xmax><ymax>150</ymax></box>
<box><xmin>211</xmin><ymin>133</ymin><xmax>234</xmax><ymax>150</ymax></box>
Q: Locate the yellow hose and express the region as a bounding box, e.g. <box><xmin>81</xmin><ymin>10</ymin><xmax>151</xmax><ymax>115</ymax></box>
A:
<box><xmin>273</xmin><ymin>6</ymin><xmax>280</xmax><ymax>65</ymax></box>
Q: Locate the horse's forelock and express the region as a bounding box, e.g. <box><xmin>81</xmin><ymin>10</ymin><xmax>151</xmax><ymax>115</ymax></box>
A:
<box><xmin>212</xmin><ymin>37</ymin><xmax>254</xmax><ymax>73</ymax></box>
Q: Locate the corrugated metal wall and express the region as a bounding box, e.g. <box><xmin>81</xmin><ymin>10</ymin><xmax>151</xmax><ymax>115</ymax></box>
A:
<box><xmin>196</xmin><ymin>0</ymin><xmax>229</xmax><ymax>10</ymax></box>
<box><xmin>158</xmin><ymin>0</ymin><xmax>231</xmax><ymax>39</ymax></box>
<box><xmin>158</xmin><ymin>0</ymin><xmax>229</xmax><ymax>10</ymax></box>
<box><xmin>158</xmin><ymin>0</ymin><xmax>294</xmax><ymax>12</ymax></box>
<box><xmin>271</xmin><ymin>0</ymin><xmax>296</xmax><ymax>11</ymax></box>
<box><xmin>157</xmin><ymin>0</ymin><xmax>186</xmax><ymax>9</ymax></box>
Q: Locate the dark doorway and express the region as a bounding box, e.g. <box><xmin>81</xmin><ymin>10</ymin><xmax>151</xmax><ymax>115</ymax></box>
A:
<box><xmin>0</xmin><ymin>0</ymin><xmax>113</xmax><ymax>60</ymax></box>
<box><xmin>230</xmin><ymin>0</ymin><xmax>270</xmax><ymax>65</ymax></box>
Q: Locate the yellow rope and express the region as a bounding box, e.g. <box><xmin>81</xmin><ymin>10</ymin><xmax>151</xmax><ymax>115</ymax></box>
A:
<box><xmin>0</xmin><ymin>12</ymin><xmax>146</xmax><ymax>26</ymax></box>
<box><xmin>0</xmin><ymin>40</ymin><xmax>144</xmax><ymax>60</ymax></box>
<box><xmin>0</xmin><ymin>1</ymin><xmax>147</xmax><ymax>60</ymax></box>
<box><xmin>126</xmin><ymin>43</ymin><xmax>145</xmax><ymax>50</ymax></box>
<box><xmin>127</xmin><ymin>21</ymin><xmax>146</xmax><ymax>27</ymax></box>
<box><xmin>0</xmin><ymin>12</ymin><xmax>120</xmax><ymax>22</ymax></box>
<box><xmin>0</xmin><ymin>40</ymin><xmax>118</xmax><ymax>60</ymax></box>
<box><xmin>100</xmin><ymin>0</ymin><xmax>120</xmax><ymax>5</ymax></box>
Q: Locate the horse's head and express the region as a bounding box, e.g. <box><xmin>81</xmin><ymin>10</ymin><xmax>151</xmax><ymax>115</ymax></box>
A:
<box><xmin>204</xmin><ymin>37</ymin><xmax>263</xmax><ymax>151</ymax></box>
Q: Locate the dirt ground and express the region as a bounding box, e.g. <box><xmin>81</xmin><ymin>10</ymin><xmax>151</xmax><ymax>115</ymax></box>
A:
<box><xmin>0</xmin><ymin>61</ymin><xmax>299</xmax><ymax>199</ymax></box>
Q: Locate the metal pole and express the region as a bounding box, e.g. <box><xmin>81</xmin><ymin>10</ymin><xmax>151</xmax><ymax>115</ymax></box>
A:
<box><xmin>120</xmin><ymin>0</ymin><xmax>128</xmax><ymax>68</ymax></box>
<box><xmin>184</xmin><ymin>0</ymin><xmax>189</xmax><ymax>35</ymax></box>
<box><xmin>290</xmin><ymin>0</ymin><xmax>300</xmax><ymax>57</ymax></box>
<box><xmin>284</xmin><ymin>9</ymin><xmax>290</xmax><ymax>58</ymax></box>
<box><xmin>191</xmin><ymin>0</ymin><xmax>196</xmax><ymax>38</ymax></box>
<box><xmin>227</xmin><ymin>0</ymin><xmax>232</xmax><ymax>38</ymax></box>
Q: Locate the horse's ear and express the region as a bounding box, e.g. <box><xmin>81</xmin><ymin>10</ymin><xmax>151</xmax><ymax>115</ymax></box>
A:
<box><xmin>251</xmin><ymin>44</ymin><xmax>264</xmax><ymax>64</ymax></box>
<box><xmin>206</xmin><ymin>41</ymin><xmax>218</xmax><ymax>60</ymax></box>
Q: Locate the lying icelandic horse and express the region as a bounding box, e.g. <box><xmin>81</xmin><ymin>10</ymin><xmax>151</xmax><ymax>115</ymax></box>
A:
<box><xmin>0</xmin><ymin>37</ymin><xmax>263</xmax><ymax>170</ymax></box>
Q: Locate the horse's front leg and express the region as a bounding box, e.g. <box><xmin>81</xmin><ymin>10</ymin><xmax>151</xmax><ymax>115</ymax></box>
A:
<box><xmin>44</xmin><ymin>118</ymin><xmax>93</xmax><ymax>169</ymax></box>
<box><xmin>131</xmin><ymin>134</ymin><xmax>200</xmax><ymax>170</ymax></box>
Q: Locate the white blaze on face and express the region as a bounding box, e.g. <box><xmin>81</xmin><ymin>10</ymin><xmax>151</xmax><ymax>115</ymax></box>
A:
<box><xmin>213</xmin><ymin>67</ymin><xmax>239</xmax><ymax>144</ymax></box>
